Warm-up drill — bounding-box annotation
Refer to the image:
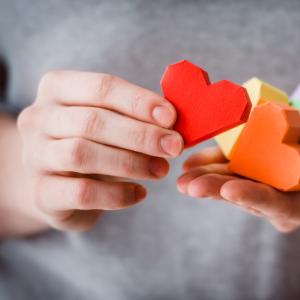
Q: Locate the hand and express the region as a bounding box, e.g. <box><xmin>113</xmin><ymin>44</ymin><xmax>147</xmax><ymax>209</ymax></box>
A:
<box><xmin>177</xmin><ymin>146</ymin><xmax>300</xmax><ymax>233</ymax></box>
<box><xmin>18</xmin><ymin>71</ymin><xmax>183</xmax><ymax>231</ymax></box>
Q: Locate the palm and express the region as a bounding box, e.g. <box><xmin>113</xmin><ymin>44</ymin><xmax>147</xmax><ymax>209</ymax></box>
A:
<box><xmin>177</xmin><ymin>146</ymin><xmax>300</xmax><ymax>233</ymax></box>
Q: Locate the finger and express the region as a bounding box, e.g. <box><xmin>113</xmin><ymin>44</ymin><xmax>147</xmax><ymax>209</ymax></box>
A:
<box><xmin>17</xmin><ymin>104</ymin><xmax>44</xmax><ymax>138</ymax></box>
<box><xmin>220</xmin><ymin>179</ymin><xmax>300</xmax><ymax>222</ymax></box>
<box><xmin>177</xmin><ymin>163</ymin><xmax>233</xmax><ymax>193</ymax></box>
<box><xmin>227</xmin><ymin>200</ymin><xmax>266</xmax><ymax>217</ymax></box>
<box><xmin>36</xmin><ymin>176</ymin><xmax>147</xmax><ymax>215</ymax></box>
<box><xmin>37</xmin><ymin>71</ymin><xmax>177</xmax><ymax>128</ymax></box>
<box><xmin>239</xmin><ymin>206</ymin><xmax>264</xmax><ymax>218</ymax></box>
<box><xmin>38</xmin><ymin>138</ymin><xmax>169</xmax><ymax>180</ymax></box>
<box><xmin>44</xmin><ymin>106</ymin><xmax>183</xmax><ymax>158</ymax></box>
<box><xmin>184</xmin><ymin>173</ymin><xmax>236</xmax><ymax>198</ymax></box>
<box><xmin>47</xmin><ymin>209</ymin><xmax>103</xmax><ymax>231</ymax></box>
<box><xmin>183</xmin><ymin>146</ymin><xmax>227</xmax><ymax>171</ymax></box>
<box><xmin>268</xmin><ymin>219</ymin><xmax>298</xmax><ymax>233</ymax></box>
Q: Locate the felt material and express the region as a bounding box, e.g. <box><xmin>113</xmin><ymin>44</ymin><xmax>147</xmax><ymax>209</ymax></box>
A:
<box><xmin>161</xmin><ymin>60</ymin><xmax>251</xmax><ymax>147</ymax></box>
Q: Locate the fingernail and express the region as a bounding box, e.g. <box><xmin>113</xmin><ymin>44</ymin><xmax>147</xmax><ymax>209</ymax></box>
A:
<box><xmin>149</xmin><ymin>158</ymin><xmax>169</xmax><ymax>177</ymax></box>
<box><xmin>152</xmin><ymin>105</ymin><xmax>175</xmax><ymax>127</ymax></box>
<box><xmin>135</xmin><ymin>186</ymin><xmax>147</xmax><ymax>201</ymax></box>
<box><xmin>160</xmin><ymin>134</ymin><xmax>183</xmax><ymax>157</ymax></box>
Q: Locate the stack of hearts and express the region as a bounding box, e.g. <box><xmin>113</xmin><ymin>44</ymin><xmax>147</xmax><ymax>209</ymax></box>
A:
<box><xmin>161</xmin><ymin>60</ymin><xmax>300</xmax><ymax>192</ymax></box>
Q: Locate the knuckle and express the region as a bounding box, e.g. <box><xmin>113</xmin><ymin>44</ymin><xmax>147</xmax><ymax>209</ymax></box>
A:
<box><xmin>119</xmin><ymin>153</ymin><xmax>140</xmax><ymax>177</ymax></box>
<box><xmin>17</xmin><ymin>105</ymin><xmax>37</xmax><ymax>132</ymax></box>
<box><xmin>129</xmin><ymin>93</ymin><xmax>144</xmax><ymax>116</ymax></box>
<box><xmin>130</xmin><ymin>126</ymin><xmax>148</xmax><ymax>147</ymax></box>
<box><xmin>111</xmin><ymin>190</ymin><xmax>132</xmax><ymax>210</ymax></box>
<box><xmin>80</xmin><ymin>110</ymin><xmax>102</xmax><ymax>136</ymax></box>
<box><xmin>72</xmin><ymin>179</ymin><xmax>91</xmax><ymax>209</ymax></box>
<box><xmin>66</xmin><ymin>138</ymin><xmax>87</xmax><ymax>170</ymax></box>
<box><xmin>95</xmin><ymin>73</ymin><xmax>114</xmax><ymax>100</ymax></box>
<box><xmin>38</xmin><ymin>70</ymin><xmax>63</xmax><ymax>94</ymax></box>
<box><xmin>130</xmin><ymin>126</ymin><xmax>161</xmax><ymax>154</ymax></box>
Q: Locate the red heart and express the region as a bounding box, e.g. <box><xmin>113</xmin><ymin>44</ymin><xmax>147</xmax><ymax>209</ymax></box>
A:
<box><xmin>161</xmin><ymin>60</ymin><xmax>251</xmax><ymax>147</ymax></box>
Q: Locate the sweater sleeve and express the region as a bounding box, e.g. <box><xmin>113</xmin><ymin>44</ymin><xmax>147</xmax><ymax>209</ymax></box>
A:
<box><xmin>0</xmin><ymin>99</ymin><xmax>20</xmax><ymax>116</ymax></box>
<box><xmin>0</xmin><ymin>55</ymin><xmax>19</xmax><ymax>116</ymax></box>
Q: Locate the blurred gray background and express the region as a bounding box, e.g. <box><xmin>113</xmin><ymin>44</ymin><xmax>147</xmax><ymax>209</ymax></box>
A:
<box><xmin>0</xmin><ymin>1</ymin><xmax>300</xmax><ymax>300</ymax></box>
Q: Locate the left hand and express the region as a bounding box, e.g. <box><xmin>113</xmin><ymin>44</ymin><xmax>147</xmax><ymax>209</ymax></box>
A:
<box><xmin>177</xmin><ymin>146</ymin><xmax>300</xmax><ymax>233</ymax></box>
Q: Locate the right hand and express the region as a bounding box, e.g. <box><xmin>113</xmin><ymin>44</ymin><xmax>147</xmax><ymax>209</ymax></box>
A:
<box><xmin>17</xmin><ymin>71</ymin><xmax>183</xmax><ymax>231</ymax></box>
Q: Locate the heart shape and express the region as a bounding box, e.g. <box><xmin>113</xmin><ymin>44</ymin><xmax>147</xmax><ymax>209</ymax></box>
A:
<box><xmin>229</xmin><ymin>102</ymin><xmax>300</xmax><ymax>191</ymax></box>
<box><xmin>215</xmin><ymin>77</ymin><xmax>288</xmax><ymax>159</ymax></box>
<box><xmin>161</xmin><ymin>60</ymin><xmax>251</xmax><ymax>147</ymax></box>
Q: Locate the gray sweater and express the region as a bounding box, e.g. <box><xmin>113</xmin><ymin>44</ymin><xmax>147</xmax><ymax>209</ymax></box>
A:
<box><xmin>0</xmin><ymin>1</ymin><xmax>300</xmax><ymax>299</ymax></box>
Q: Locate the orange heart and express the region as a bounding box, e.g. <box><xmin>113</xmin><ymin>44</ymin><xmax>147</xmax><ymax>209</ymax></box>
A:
<box><xmin>229</xmin><ymin>101</ymin><xmax>300</xmax><ymax>191</ymax></box>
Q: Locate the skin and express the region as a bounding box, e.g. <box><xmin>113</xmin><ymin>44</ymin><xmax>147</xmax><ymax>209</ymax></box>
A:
<box><xmin>1</xmin><ymin>71</ymin><xmax>184</xmax><ymax>237</ymax></box>
<box><xmin>0</xmin><ymin>71</ymin><xmax>298</xmax><ymax>237</ymax></box>
<box><xmin>177</xmin><ymin>146</ymin><xmax>300</xmax><ymax>233</ymax></box>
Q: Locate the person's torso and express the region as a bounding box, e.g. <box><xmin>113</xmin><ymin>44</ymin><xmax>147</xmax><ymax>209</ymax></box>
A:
<box><xmin>1</xmin><ymin>1</ymin><xmax>300</xmax><ymax>299</ymax></box>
